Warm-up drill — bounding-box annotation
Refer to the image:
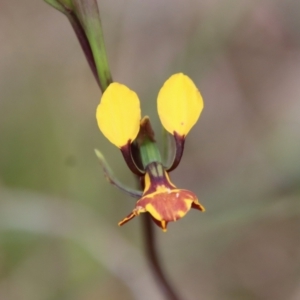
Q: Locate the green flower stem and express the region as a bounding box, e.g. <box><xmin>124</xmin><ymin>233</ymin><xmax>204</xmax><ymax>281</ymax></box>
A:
<box><xmin>67</xmin><ymin>11</ymin><xmax>100</xmax><ymax>86</ymax></box>
<box><xmin>44</xmin><ymin>0</ymin><xmax>112</xmax><ymax>92</ymax></box>
<box><xmin>72</xmin><ymin>0</ymin><xmax>112</xmax><ymax>92</ymax></box>
<box><xmin>139</xmin><ymin>138</ymin><xmax>162</xmax><ymax>169</ymax></box>
<box><xmin>44</xmin><ymin>0</ymin><xmax>69</xmax><ymax>12</ymax></box>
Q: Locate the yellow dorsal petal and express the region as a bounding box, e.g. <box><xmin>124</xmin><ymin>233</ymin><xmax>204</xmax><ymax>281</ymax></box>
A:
<box><xmin>96</xmin><ymin>83</ymin><xmax>141</xmax><ymax>148</ymax></box>
<box><xmin>157</xmin><ymin>73</ymin><xmax>204</xmax><ymax>136</ymax></box>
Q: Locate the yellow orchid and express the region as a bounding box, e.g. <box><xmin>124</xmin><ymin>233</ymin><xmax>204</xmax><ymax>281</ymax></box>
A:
<box><xmin>96</xmin><ymin>73</ymin><xmax>205</xmax><ymax>231</ymax></box>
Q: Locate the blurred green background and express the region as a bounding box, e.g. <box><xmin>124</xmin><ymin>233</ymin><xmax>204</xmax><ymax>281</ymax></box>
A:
<box><xmin>1</xmin><ymin>0</ymin><xmax>300</xmax><ymax>299</ymax></box>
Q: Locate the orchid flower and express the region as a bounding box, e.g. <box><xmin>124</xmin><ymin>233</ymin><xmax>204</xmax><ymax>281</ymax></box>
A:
<box><xmin>96</xmin><ymin>73</ymin><xmax>205</xmax><ymax>231</ymax></box>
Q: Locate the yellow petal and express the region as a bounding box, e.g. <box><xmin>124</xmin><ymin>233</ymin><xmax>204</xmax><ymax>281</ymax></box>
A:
<box><xmin>96</xmin><ymin>83</ymin><xmax>141</xmax><ymax>148</ymax></box>
<box><xmin>157</xmin><ymin>73</ymin><xmax>204</xmax><ymax>136</ymax></box>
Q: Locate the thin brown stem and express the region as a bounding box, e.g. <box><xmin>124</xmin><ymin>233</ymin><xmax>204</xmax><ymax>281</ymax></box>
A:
<box><xmin>142</xmin><ymin>214</ymin><xmax>182</xmax><ymax>300</ymax></box>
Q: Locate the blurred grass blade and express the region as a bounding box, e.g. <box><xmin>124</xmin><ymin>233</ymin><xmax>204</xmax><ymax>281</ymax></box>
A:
<box><xmin>73</xmin><ymin>0</ymin><xmax>112</xmax><ymax>92</ymax></box>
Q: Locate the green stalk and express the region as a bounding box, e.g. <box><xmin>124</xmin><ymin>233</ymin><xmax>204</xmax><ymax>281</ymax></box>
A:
<box><xmin>72</xmin><ymin>0</ymin><xmax>112</xmax><ymax>92</ymax></box>
<box><xmin>44</xmin><ymin>0</ymin><xmax>112</xmax><ymax>92</ymax></box>
<box><xmin>44</xmin><ymin>0</ymin><xmax>72</xmax><ymax>12</ymax></box>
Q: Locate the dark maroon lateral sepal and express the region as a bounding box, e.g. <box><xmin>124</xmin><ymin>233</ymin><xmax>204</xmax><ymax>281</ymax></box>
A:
<box><xmin>167</xmin><ymin>132</ymin><xmax>185</xmax><ymax>172</ymax></box>
<box><xmin>121</xmin><ymin>141</ymin><xmax>145</xmax><ymax>176</ymax></box>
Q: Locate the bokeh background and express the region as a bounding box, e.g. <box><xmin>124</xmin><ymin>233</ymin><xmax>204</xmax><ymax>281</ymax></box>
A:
<box><xmin>1</xmin><ymin>0</ymin><xmax>300</xmax><ymax>299</ymax></box>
